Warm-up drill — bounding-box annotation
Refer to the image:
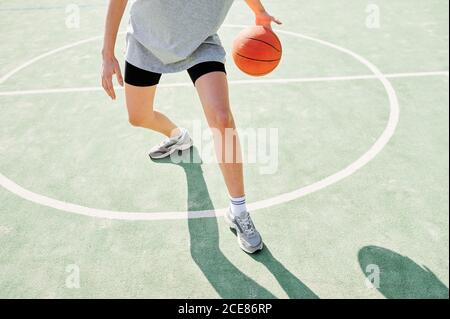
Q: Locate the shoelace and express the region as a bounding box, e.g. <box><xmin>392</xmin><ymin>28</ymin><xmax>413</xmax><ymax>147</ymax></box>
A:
<box><xmin>159</xmin><ymin>131</ymin><xmax>184</xmax><ymax>148</ymax></box>
<box><xmin>159</xmin><ymin>138</ymin><xmax>171</xmax><ymax>147</ymax></box>
<box><xmin>159</xmin><ymin>136</ymin><xmax>178</xmax><ymax>148</ymax></box>
<box><xmin>238</xmin><ymin>215</ymin><xmax>256</xmax><ymax>236</ymax></box>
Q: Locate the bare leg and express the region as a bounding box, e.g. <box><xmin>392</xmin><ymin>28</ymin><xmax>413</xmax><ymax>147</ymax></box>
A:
<box><xmin>194</xmin><ymin>72</ymin><xmax>245</xmax><ymax>198</ymax></box>
<box><xmin>125</xmin><ymin>83</ymin><xmax>180</xmax><ymax>137</ymax></box>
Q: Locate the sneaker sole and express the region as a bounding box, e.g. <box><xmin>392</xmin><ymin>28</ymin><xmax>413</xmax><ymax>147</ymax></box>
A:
<box><xmin>149</xmin><ymin>139</ymin><xmax>193</xmax><ymax>159</ymax></box>
<box><xmin>224</xmin><ymin>212</ymin><xmax>264</xmax><ymax>254</ymax></box>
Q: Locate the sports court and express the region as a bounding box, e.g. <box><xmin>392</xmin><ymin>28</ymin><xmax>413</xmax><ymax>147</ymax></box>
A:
<box><xmin>0</xmin><ymin>0</ymin><xmax>448</xmax><ymax>298</ymax></box>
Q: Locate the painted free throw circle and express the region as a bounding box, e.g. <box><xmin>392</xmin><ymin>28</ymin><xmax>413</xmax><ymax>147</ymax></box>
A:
<box><xmin>0</xmin><ymin>25</ymin><xmax>400</xmax><ymax>221</ymax></box>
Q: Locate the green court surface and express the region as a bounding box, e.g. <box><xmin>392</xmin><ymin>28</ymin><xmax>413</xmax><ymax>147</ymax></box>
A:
<box><xmin>0</xmin><ymin>0</ymin><xmax>448</xmax><ymax>298</ymax></box>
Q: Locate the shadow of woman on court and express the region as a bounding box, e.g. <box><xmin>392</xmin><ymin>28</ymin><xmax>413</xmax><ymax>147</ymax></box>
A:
<box><xmin>151</xmin><ymin>147</ymin><xmax>318</xmax><ymax>299</ymax></box>
<box><xmin>358</xmin><ymin>245</ymin><xmax>449</xmax><ymax>299</ymax></box>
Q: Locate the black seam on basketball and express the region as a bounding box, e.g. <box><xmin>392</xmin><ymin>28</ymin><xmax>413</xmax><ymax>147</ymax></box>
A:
<box><xmin>235</xmin><ymin>53</ymin><xmax>280</xmax><ymax>62</ymax></box>
<box><xmin>247</xmin><ymin>37</ymin><xmax>281</xmax><ymax>52</ymax></box>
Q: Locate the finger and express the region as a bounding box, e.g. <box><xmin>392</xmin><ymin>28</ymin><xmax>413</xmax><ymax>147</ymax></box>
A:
<box><xmin>102</xmin><ymin>78</ymin><xmax>112</xmax><ymax>99</ymax></box>
<box><xmin>272</xmin><ymin>17</ymin><xmax>282</xmax><ymax>25</ymax></box>
<box><xmin>103</xmin><ymin>77</ymin><xmax>115</xmax><ymax>100</ymax></box>
<box><xmin>107</xmin><ymin>78</ymin><xmax>116</xmax><ymax>100</ymax></box>
<box><xmin>115</xmin><ymin>66</ymin><xmax>124</xmax><ymax>87</ymax></box>
<box><xmin>105</xmin><ymin>74</ymin><xmax>116</xmax><ymax>99</ymax></box>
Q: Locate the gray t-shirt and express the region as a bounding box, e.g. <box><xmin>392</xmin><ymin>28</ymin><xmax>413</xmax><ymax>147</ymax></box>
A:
<box><xmin>125</xmin><ymin>0</ymin><xmax>234</xmax><ymax>73</ymax></box>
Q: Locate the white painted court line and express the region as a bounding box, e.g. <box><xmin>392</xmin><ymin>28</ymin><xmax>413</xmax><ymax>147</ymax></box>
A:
<box><xmin>0</xmin><ymin>35</ymin><xmax>105</xmax><ymax>85</ymax></box>
<box><xmin>0</xmin><ymin>71</ymin><xmax>448</xmax><ymax>97</ymax></box>
<box><xmin>1</xmin><ymin>25</ymin><xmax>401</xmax><ymax>221</ymax></box>
<box><xmin>382</xmin><ymin>71</ymin><xmax>448</xmax><ymax>78</ymax></box>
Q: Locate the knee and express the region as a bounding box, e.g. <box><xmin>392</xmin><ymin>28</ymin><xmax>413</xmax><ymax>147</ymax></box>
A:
<box><xmin>128</xmin><ymin>112</ymin><xmax>155</xmax><ymax>127</ymax></box>
<box><xmin>128</xmin><ymin>115</ymin><xmax>145</xmax><ymax>127</ymax></box>
<box><xmin>212</xmin><ymin>109</ymin><xmax>233</xmax><ymax>130</ymax></box>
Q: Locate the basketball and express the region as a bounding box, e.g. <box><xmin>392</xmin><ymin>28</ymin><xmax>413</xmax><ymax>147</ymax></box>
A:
<box><xmin>232</xmin><ymin>26</ymin><xmax>282</xmax><ymax>76</ymax></box>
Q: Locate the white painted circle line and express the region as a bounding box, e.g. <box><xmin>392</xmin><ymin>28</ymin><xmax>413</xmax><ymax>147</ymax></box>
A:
<box><xmin>0</xmin><ymin>35</ymin><xmax>105</xmax><ymax>84</ymax></box>
<box><xmin>0</xmin><ymin>25</ymin><xmax>400</xmax><ymax>221</ymax></box>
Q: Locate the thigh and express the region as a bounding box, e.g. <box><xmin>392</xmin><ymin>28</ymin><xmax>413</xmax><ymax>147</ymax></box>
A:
<box><xmin>125</xmin><ymin>83</ymin><xmax>157</xmax><ymax>117</ymax></box>
<box><xmin>187</xmin><ymin>61</ymin><xmax>226</xmax><ymax>86</ymax></box>
<box><xmin>124</xmin><ymin>62</ymin><xmax>161</xmax><ymax>116</ymax></box>
<box><xmin>194</xmin><ymin>70</ymin><xmax>231</xmax><ymax>120</ymax></box>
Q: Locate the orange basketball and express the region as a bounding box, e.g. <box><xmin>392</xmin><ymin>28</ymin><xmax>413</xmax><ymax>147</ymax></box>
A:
<box><xmin>232</xmin><ymin>26</ymin><xmax>282</xmax><ymax>77</ymax></box>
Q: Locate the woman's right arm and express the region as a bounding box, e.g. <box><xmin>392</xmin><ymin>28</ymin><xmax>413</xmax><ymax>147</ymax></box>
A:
<box><xmin>102</xmin><ymin>0</ymin><xmax>128</xmax><ymax>100</ymax></box>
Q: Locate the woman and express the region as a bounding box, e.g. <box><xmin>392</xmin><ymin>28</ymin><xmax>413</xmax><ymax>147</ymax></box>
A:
<box><xmin>101</xmin><ymin>0</ymin><xmax>281</xmax><ymax>254</ymax></box>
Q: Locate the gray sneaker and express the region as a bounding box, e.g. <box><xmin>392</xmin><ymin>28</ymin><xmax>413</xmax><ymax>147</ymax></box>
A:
<box><xmin>149</xmin><ymin>128</ymin><xmax>193</xmax><ymax>159</ymax></box>
<box><xmin>224</xmin><ymin>209</ymin><xmax>263</xmax><ymax>254</ymax></box>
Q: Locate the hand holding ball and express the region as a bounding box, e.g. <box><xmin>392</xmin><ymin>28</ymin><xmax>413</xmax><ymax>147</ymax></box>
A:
<box><xmin>232</xmin><ymin>26</ymin><xmax>282</xmax><ymax>76</ymax></box>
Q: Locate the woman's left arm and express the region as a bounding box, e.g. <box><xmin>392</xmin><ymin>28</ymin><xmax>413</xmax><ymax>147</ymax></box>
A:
<box><xmin>244</xmin><ymin>0</ymin><xmax>282</xmax><ymax>29</ymax></box>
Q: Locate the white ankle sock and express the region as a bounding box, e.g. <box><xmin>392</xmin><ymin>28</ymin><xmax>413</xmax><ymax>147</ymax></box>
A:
<box><xmin>229</xmin><ymin>195</ymin><xmax>247</xmax><ymax>217</ymax></box>
<box><xmin>171</xmin><ymin>128</ymin><xmax>184</xmax><ymax>139</ymax></box>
